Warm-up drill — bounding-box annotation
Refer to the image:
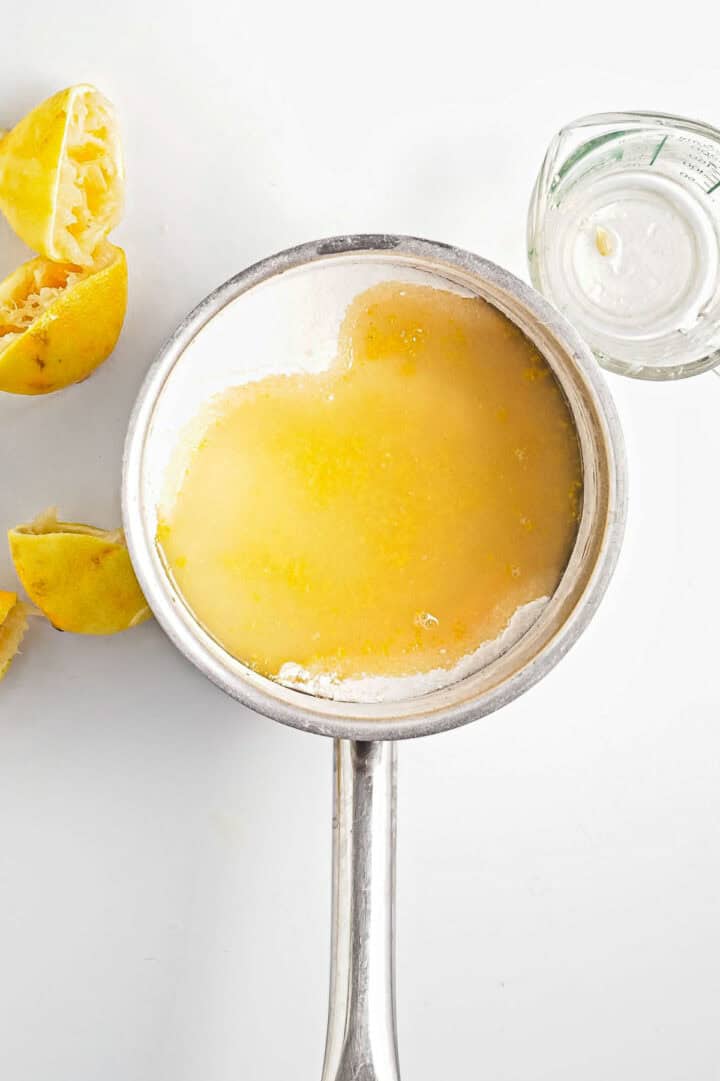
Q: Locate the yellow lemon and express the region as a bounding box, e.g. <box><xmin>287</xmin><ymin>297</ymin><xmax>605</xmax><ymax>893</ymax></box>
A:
<box><xmin>0</xmin><ymin>590</ymin><xmax>31</xmax><ymax>681</ymax></box>
<box><xmin>0</xmin><ymin>84</ymin><xmax>124</xmax><ymax>266</ymax></box>
<box><xmin>8</xmin><ymin>508</ymin><xmax>150</xmax><ymax>635</ymax></box>
<box><xmin>0</xmin><ymin>244</ymin><xmax>127</xmax><ymax>394</ymax></box>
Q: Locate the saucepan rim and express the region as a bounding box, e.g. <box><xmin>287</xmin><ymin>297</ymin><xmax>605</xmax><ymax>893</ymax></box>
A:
<box><xmin>122</xmin><ymin>234</ymin><xmax>627</xmax><ymax>741</ymax></box>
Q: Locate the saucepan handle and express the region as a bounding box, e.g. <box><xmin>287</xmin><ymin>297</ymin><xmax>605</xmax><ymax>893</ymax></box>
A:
<box><xmin>321</xmin><ymin>740</ymin><xmax>401</xmax><ymax>1081</ymax></box>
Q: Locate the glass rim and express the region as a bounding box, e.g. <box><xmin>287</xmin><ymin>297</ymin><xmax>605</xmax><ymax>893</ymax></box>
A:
<box><xmin>528</xmin><ymin>111</ymin><xmax>720</xmax><ymax>381</ymax></box>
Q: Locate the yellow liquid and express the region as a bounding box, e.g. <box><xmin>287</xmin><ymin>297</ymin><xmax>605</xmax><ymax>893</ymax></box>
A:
<box><xmin>158</xmin><ymin>283</ymin><xmax>582</xmax><ymax>687</ymax></box>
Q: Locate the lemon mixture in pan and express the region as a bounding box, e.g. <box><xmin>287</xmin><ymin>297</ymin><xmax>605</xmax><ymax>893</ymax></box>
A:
<box><xmin>158</xmin><ymin>283</ymin><xmax>583</xmax><ymax>692</ymax></box>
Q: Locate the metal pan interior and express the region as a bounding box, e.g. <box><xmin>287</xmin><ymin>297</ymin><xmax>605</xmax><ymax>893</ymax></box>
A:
<box><xmin>122</xmin><ymin>236</ymin><xmax>626</xmax><ymax>741</ymax></box>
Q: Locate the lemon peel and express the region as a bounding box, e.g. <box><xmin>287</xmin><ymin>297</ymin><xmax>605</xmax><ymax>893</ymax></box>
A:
<box><xmin>0</xmin><ymin>590</ymin><xmax>32</xmax><ymax>681</ymax></box>
<box><xmin>8</xmin><ymin>508</ymin><xmax>150</xmax><ymax>635</ymax></box>
<box><xmin>0</xmin><ymin>85</ymin><xmax>124</xmax><ymax>266</ymax></box>
<box><xmin>0</xmin><ymin>244</ymin><xmax>127</xmax><ymax>394</ymax></box>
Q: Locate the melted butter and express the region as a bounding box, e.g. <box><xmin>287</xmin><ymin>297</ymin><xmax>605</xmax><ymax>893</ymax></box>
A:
<box><xmin>157</xmin><ymin>283</ymin><xmax>582</xmax><ymax>686</ymax></box>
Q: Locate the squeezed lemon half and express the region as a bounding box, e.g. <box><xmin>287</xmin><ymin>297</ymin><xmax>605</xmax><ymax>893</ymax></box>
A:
<box><xmin>0</xmin><ymin>244</ymin><xmax>127</xmax><ymax>394</ymax></box>
<box><xmin>0</xmin><ymin>590</ymin><xmax>31</xmax><ymax>680</ymax></box>
<box><xmin>8</xmin><ymin>508</ymin><xmax>150</xmax><ymax>635</ymax></box>
<box><xmin>0</xmin><ymin>84</ymin><xmax>124</xmax><ymax>266</ymax></box>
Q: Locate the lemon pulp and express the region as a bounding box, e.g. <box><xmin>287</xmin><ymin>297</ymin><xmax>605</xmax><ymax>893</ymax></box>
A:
<box><xmin>54</xmin><ymin>88</ymin><xmax>123</xmax><ymax>264</ymax></box>
<box><xmin>158</xmin><ymin>283</ymin><xmax>582</xmax><ymax>689</ymax></box>
<box><xmin>0</xmin><ymin>261</ymin><xmax>84</xmax><ymax>353</ymax></box>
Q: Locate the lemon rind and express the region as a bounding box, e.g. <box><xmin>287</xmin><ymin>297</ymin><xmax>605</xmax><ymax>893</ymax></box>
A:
<box><xmin>0</xmin><ymin>598</ymin><xmax>31</xmax><ymax>680</ymax></box>
<box><xmin>14</xmin><ymin>506</ymin><xmax>125</xmax><ymax>546</ymax></box>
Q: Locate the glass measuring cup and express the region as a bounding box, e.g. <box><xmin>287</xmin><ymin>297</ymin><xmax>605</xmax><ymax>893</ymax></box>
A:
<box><xmin>528</xmin><ymin>111</ymin><xmax>720</xmax><ymax>380</ymax></box>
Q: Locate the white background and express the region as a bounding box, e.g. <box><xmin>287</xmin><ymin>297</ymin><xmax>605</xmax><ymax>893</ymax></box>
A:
<box><xmin>1</xmin><ymin>4</ymin><xmax>719</xmax><ymax>1079</ymax></box>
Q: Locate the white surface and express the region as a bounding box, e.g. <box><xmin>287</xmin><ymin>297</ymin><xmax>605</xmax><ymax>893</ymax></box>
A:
<box><xmin>1</xmin><ymin>4</ymin><xmax>719</xmax><ymax>1079</ymax></box>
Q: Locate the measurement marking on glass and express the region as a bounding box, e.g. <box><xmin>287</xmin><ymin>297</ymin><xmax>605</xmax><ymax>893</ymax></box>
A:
<box><xmin>707</xmin><ymin>178</ymin><xmax>720</xmax><ymax>195</ymax></box>
<box><xmin>649</xmin><ymin>135</ymin><xmax>668</xmax><ymax>166</ymax></box>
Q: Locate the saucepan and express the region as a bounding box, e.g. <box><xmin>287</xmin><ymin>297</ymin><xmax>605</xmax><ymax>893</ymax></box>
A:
<box><xmin>122</xmin><ymin>235</ymin><xmax>627</xmax><ymax>1080</ymax></box>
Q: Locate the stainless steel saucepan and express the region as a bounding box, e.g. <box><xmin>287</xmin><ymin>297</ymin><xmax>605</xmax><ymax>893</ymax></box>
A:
<box><xmin>122</xmin><ymin>236</ymin><xmax>627</xmax><ymax>1080</ymax></box>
